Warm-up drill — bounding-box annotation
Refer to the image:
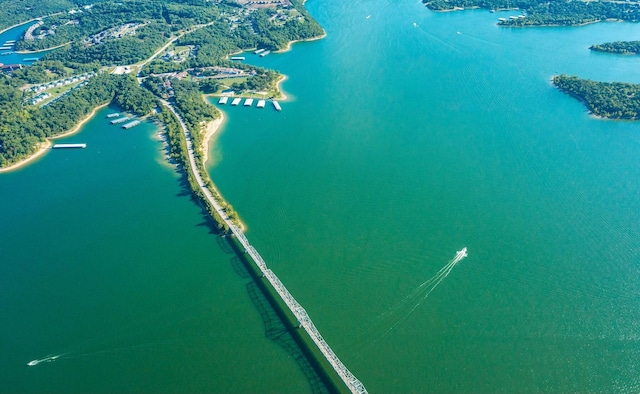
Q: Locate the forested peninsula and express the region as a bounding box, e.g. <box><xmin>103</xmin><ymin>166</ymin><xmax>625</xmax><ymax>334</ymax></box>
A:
<box><xmin>590</xmin><ymin>41</ymin><xmax>640</xmax><ymax>55</ymax></box>
<box><xmin>0</xmin><ymin>0</ymin><xmax>324</xmax><ymax>169</ymax></box>
<box><xmin>423</xmin><ymin>0</ymin><xmax>640</xmax><ymax>26</ymax></box>
<box><xmin>553</xmin><ymin>75</ymin><xmax>640</xmax><ymax>120</ymax></box>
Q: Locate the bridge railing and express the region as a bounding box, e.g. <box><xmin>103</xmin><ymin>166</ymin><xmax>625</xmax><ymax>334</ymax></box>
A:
<box><xmin>169</xmin><ymin>102</ymin><xmax>367</xmax><ymax>394</ymax></box>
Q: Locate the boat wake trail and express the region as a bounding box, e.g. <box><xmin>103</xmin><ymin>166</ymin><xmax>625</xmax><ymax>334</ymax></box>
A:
<box><xmin>26</xmin><ymin>353</ymin><xmax>68</xmax><ymax>367</ymax></box>
<box><xmin>348</xmin><ymin>248</ymin><xmax>468</xmax><ymax>353</ymax></box>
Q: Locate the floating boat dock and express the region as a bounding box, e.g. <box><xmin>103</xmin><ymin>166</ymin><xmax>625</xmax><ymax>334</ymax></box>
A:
<box><xmin>272</xmin><ymin>100</ymin><xmax>282</xmax><ymax>111</ymax></box>
<box><xmin>52</xmin><ymin>143</ymin><xmax>86</xmax><ymax>149</ymax></box>
<box><xmin>231</xmin><ymin>98</ymin><xmax>242</xmax><ymax>106</ymax></box>
<box><xmin>260</xmin><ymin>50</ymin><xmax>271</xmax><ymax>57</ymax></box>
<box><xmin>257</xmin><ymin>99</ymin><xmax>266</xmax><ymax>108</ymax></box>
<box><xmin>0</xmin><ymin>46</ymin><xmax>12</xmax><ymax>50</ymax></box>
<box><xmin>122</xmin><ymin>120</ymin><xmax>141</xmax><ymax>129</ymax></box>
<box><xmin>244</xmin><ymin>98</ymin><xmax>254</xmax><ymax>106</ymax></box>
<box><xmin>254</xmin><ymin>49</ymin><xmax>265</xmax><ymax>54</ymax></box>
<box><xmin>106</xmin><ymin>113</ymin><xmax>120</xmax><ymax>118</ymax></box>
<box><xmin>218</xmin><ymin>96</ymin><xmax>229</xmax><ymax>105</ymax></box>
<box><xmin>230</xmin><ymin>56</ymin><xmax>245</xmax><ymax>61</ymax></box>
<box><xmin>23</xmin><ymin>58</ymin><xmax>38</xmax><ymax>62</ymax></box>
<box><xmin>110</xmin><ymin>116</ymin><xmax>130</xmax><ymax>124</ymax></box>
<box><xmin>4</xmin><ymin>40</ymin><xmax>15</xmax><ymax>44</ymax></box>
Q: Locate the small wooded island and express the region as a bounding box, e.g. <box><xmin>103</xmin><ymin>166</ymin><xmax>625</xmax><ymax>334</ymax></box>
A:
<box><xmin>590</xmin><ymin>41</ymin><xmax>640</xmax><ymax>55</ymax></box>
<box><xmin>553</xmin><ymin>75</ymin><xmax>640</xmax><ymax>120</ymax></box>
<box><xmin>423</xmin><ymin>0</ymin><xmax>640</xmax><ymax>26</ymax></box>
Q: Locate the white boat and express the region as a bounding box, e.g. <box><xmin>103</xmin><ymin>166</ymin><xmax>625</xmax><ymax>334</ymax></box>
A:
<box><xmin>231</xmin><ymin>97</ymin><xmax>242</xmax><ymax>106</ymax></box>
<box><xmin>456</xmin><ymin>247</ymin><xmax>468</xmax><ymax>258</ymax></box>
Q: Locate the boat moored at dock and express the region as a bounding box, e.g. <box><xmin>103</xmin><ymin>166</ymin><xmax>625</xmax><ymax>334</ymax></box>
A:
<box><xmin>110</xmin><ymin>116</ymin><xmax>130</xmax><ymax>124</ymax></box>
<box><xmin>122</xmin><ymin>120</ymin><xmax>141</xmax><ymax>129</ymax></box>
<box><xmin>52</xmin><ymin>143</ymin><xmax>86</xmax><ymax>149</ymax></box>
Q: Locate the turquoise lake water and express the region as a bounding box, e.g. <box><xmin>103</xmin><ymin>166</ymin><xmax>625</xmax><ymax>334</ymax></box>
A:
<box><xmin>4</xmin><ymin>0</ymin><xmax>640</xmax><ymax>392</ymax></box>
<box><xmin>0</xmin><ymin>21</ymin><xmax>47</xmax><ymax>64</ymax></box>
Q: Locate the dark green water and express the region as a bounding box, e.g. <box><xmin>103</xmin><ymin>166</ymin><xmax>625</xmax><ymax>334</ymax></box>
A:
<box><xmin>0</xmin><ymin>107</ymin><xmax>310</xmax><ymax>392</ymax></box>
<box><xmin>209</xmin><ymin>0</ymin><xmax>640</xmax><ymax>392</ymax></box>
<box><xmin>3</xmin><ymin>0</ymin><xmax>640</xmax><ymax>392</ymax></box>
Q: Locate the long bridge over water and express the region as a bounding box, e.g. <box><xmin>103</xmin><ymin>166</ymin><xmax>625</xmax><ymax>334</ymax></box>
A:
<box><xmin>161</xmin><ymin>100</ymin><xmax>368</xmax><ymax>394</ymax></box>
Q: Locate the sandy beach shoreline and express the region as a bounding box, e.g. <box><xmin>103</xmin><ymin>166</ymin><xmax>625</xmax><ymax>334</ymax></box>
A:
<box><xmin>0</xmin><ymin>102</ymin><xmax>110</xmax><ymax>173</ymax></box>
<box><xmin>277</xmin><ymin>32</ymin><xmax>326</xmax><ymax>53</ymax></box>
<box><xmin>201</xmin><ymin>112</ymin><xmax>225</xmax><ymax>166</ymax></box>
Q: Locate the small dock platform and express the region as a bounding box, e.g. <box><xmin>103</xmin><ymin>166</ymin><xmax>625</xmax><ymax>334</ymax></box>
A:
<box><xmin>272</xmin><ymin>100</ymin><xmax>282</xmax><ymax>111</ymax></box>
<box><xmin>122</xmin><ymin>120</ymin><xmax>141</xmax><ymax>129</ymax></box>
<box><xmin>230</xmin><ymin>56</ymin><xmax>245</xmax><ymax>61</ymax></box>
<box><xmin>0</xmin><ymin>46</ymin><xmax>12</xmax><ymax>50</ymax></box>
<box><xmin>260</xmin><ymin>50</ymin><xmax>271</xmax><ymax>57</ymax></box>
<box><xmin>257</xmin><ymin>99</ymin><xmax>266</xmax><ymax>108</ymax></box>
<box><xmin>254</xmin><ymin>49</ymin><xmax>265</xmax><ymax>54</ymax></box>
<box><xmin>110</xmin><ymin>116</ymin><xmax>130</xmax><ymax>124</ymax></box>
<box><xmin>53</xmin><ymin>143</ymin><xmax>86</xmax><ymax>149</ymax></box>
<box><xmin>106</xmin><ymin>113</ymin><xmax>120</xmax><ymax>118</ymax></box>
<box><xmin>231</xmin><ymin>97</ymin><xmax>242</xmax><ymax>106</ymax></box>
<box><xmin>244</xmin><ymin>98</ymin><xmax>254</xmax><ymax>107</ymax></box>
<box><xmin>23</xmin><ymin>58</ymin><xmax>38</xmax><ymax>62</ymax></box>
<box><xmin>218</xmin><ymin>96</ymin><xmax>229</xmax><ymax>105</ymax></box>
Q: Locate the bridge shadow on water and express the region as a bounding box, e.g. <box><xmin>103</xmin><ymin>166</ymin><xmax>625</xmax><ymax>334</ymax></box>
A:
<box><xmin>170</xmin><ymin>166</ymin><xmax>335</xmax><ymax>393</ymax></box>
<box><xmin>245</xmin><ymin>281</ymin><xmax>331</xmax><ymax>394</ymax></box>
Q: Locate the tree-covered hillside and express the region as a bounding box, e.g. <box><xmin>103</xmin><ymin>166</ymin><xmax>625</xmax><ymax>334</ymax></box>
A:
<box><xmin>553</xmin><ymin>75</ymin><xmax>640</xmax><ymax>119</ymax></box>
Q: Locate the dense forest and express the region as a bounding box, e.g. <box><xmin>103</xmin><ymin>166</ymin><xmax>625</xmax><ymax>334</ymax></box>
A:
<box><xmin>553</xmin><ymin>74</ymin><xmax>640</xmax><ymax>120</ymax></box>
<box><xmin>0</xmin><ymin>0</ymin><xmax>324</xmax><ymax>168</ymax></box>
<box><xmin>590</xmin><ymin>41</ymin><xmax>640</xmax><ymax>55</ymax></box>
<box><xmin>423</xmin><ymin>0</ymin><xmax>640</xmax><ymax>26</ymax></box>
<box><xmin>0</xmin><ymin>74</ymin><xmax>157</xmax><ymax>167</ymax></box>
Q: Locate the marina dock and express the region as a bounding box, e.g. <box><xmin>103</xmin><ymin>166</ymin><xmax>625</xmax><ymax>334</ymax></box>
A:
<box><xmin>230</xmin><ymin>56</ymin><xmax>245</xmax><ymax>61</ymax></box>
<box><xmin>52</xmin><ymin>143</ymin><xmax>86</xmax><ymax>149</ymax></box>
<box><xmin>110</xmin><ymin>116</ymin><xmax>130</xmax><ymax>124</ymax></box>
<box><xmin>0</xmin><ymin>46</ymin><xmax>12</xmax><ymax>50</ymax></box>
<box><xmin>231</xmin><ymin>97</ymin><xmax>242</xmax><ymax>106</ymax></box>
<box><xmin>254</xmin><ymin>49</ymin><xmax>265</xmax><ymax>54</ymax></box>
<box><xmin>122</xmin><ymin>120</ymin><xmax>141</xmax><ymax>129</ymax></box>
<box><xmin>260</xmin><ymin>50</ymin><xmax>271</xmax><ymax>57</ymax></box>
<box><xmin>257</xmin><ymin>99</ymin><xmax>266</xmax><ymax>108</ymax></box>
<box><xmin>244</xmin><ymin>98</ymin><xmax>254</xmax><ymax>106</ymax></box>
<box><xmin>106</xmin><ymin>113</ymin><xmax>120</xmax><ymax>118</ymax></box>
<box><xmin>23</xmin><ymin>58</ymin><xmax>38</xmax><ymax>62</ymax></box>
<box><xmin>272</xmin><ymin>100</ymin><xmax>282</xmax><ymax>111</ymax></box>
<box><xmin>218</xmin><ymin>96</ymin><xmax>229</xmax><ymax>105</ymax></box>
